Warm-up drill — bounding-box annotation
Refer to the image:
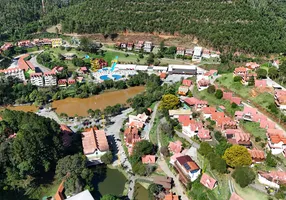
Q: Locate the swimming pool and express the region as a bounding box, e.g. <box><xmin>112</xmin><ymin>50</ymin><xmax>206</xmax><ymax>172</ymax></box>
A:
<box><xmin>112</xmin><ymin>74</ymin><xmax>122</xmax><ymax>80</ymax></box>
<box><xmin>100</xmin><ymin>75</ymin><xmax>110</xmax><ymax>80</ymax></box>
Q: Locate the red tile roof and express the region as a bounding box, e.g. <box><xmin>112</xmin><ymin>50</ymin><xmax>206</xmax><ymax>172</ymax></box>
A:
<box><xmin>258</xmin><ymin>171</ymin><xmax>286</xmax><ymax>185</ymax></box>
<box><xmin>160</xmin><ymin>73</ymin><xmax>167</xmax><ymax>79</ymax></box>
<box><xmin>198</xmin><ymin>78</ymin><xmax>210</xmax><ymax>87</ymax></box>
<box><xmin>184</xmin><ymin>97</ymin><xmax>208</xmax><ymax>107</ymax></box>
<box><xmin>182</xmin><ymin>79</ymin><xmax>192</xmax><ymax>87</ymax></box>
<box><xmin>168</xmin><ymin>141</ymin><xmax>182</xmax><ymax>154</ymax></box>
<box><xmin>18</xmin><ymin>54</ymin><xmax>35</xmax><ymax>71</ymax></box>
<box><xmin>223</xmin><ymin>92</ymin><xmax>233</xmax><ymax>100</ymax></box>
<box><xmin>255</xmin><ymin>79</ymin><xmax>267</xmax><ymax>87</ymax></box>
<box><xmin>82</xmin><ymin>128</ymin><xmax>109</xmax><ymax>155</ymax></box>
<box><xmin>230</xmin><ymin>97</ymin><xmax>241</xmax><ymax>105</ymax></box>
<box><xmin>198</xmin><ymin>129</ymin><xmax>211</xmax><ymax>140</ymax></box>
<box><xmin>142</xmin><ymin>155</ymin><xmax>156</xmax><ymax>164</ymax></box>
<box><xmin>54</xmin><ymin>181</ymin><xmax>65</xmax><ymax>200</ymax></box>
<box><xmin>178</xmin><ymin>115</ymin><xmax>191</xmax><ymax>125</ymax></box>
<box><xmin>200</xmin><ymin>173</ymin><xmax>217</xmax><ymax>190</ymax></box>
<box><xmin>248</xmin><ymin>149</ymin><xmax>265</xmax><ymax>161</ymax></box>
<box><xmin>229</xmin><ymin>192</ymin><xmax>244</xmax><ymax>200</ymax></box>
<box><xmin>164</xmin><ymin>193</ymin><xmax>179</xmax><ymax>200</ymax></box>
<box><xmin>202</xmin><ymin>106</ymin><xmax>216</xmax><ymax>114</ymax></box>
<box><xmin>176</xmin><ymin>155</ymin><xmax>200</xmax><ymax>172</ymax></box>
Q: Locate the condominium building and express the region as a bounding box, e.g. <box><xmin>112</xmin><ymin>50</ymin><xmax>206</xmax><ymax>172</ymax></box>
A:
<box><xmin>51</xmin><ymin>38</ymin><xmax>63</xmax><ymax>48</ymax></box>
<box><xmin>0</xmin><ymin>68</ymin><xmax>26</xmax><ymax>81</ymax></box>
<box><xmin>44</xmin><ymin>72</ymin><xmax>57</xmax><ymax>86</ymax></box>
<box><xmin>30</xmin><ymin>73</ymin><xmax>44</xmax><ymax>87</ymax></box>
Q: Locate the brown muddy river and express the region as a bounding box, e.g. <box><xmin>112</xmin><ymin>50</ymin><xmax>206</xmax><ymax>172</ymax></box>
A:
<box><xmin>0</xmin><ymin>86</ymin><xmax>145</xmax><ymax>117</ymax></box>
<box><xmin>52</xmin><ymin>86</ymin><xmax>145</xmax><ymax>116</ymax></box>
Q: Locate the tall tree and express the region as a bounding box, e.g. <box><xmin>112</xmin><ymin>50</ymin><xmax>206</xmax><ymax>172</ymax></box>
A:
<box><xmin>223</xmin><ymin>145</ymin><xmax>252</xmax><ymax>168</ymax></box>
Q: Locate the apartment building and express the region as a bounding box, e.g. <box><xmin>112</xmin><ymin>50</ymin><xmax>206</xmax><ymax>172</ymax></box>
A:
<box><xmin>30</xmin><ymin>73</ymin><xmax>44</xmax><ymax>87</ymax></box>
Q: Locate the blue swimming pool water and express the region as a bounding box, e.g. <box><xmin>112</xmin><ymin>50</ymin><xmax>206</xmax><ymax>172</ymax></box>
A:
<box><xmin>112</xmin><ymin>74</ymin><xmax>122</xmax><ymax>80</ymax></box>
<box><xmin>100</xmin><ymin>75</ymin><xmax>110</xmax><ymax>80</ymax></box>
<box><xmin>102</xmin><ymin>67</ymin><xmax>109</xmax><ymax>71</ymax></box>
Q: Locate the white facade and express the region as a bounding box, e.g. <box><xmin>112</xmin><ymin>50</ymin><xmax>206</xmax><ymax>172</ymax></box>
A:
<box><xmin>144</xmin><ymin>41</ymin><xmax>152</xmax><ymax>52</ymax></box>
<box><xmin>268</xmin><ymin>141</ymin><xmax>286</xmax><ymax>155</ymax></box>
<box><xmin>192</xmin><ymin>47</ymin><xmax>202</xmax><ymax>61</ymax></box>
<box><xmin>44</xmin><ymin>74</ymin><xmax>57</xmax><ymax>86</ymax></box>
<box><xmin>182</xmin><ymin>125</ymin><xmax>197</xmax><ymax>138</ymax></box>
<box><xmin>258</xmin><ymin>174</ymin><xmax>280</xmax><ymax>189</ymax></box>
<box><xmin>0</xmin><ymin>68</ymin><xmax>26</xmax><ymax>81</ymax></box>
<box><xmin>30</xmin><ymin>75</ymin><xmax>44</xmax><ymax>87</ymax></box>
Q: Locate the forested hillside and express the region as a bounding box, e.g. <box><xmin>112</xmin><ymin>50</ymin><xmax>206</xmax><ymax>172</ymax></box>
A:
<box><xmin>41</xmin><ymin>0</ymin><xmax>286</xmax><ymax>54</ymax></box>
<box><xmin>2</xmin><ymin>0</ymin><xmax>286</xmax><ymax>54</ymax></box>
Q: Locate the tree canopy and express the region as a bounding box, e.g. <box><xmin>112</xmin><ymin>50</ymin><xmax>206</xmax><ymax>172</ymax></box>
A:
<box><xmin>0</xmin><ymin>110</ymin><xmax>63</xmax><ymax>191</ymax></box>
<box><xmin>55</xmin><ymin>153</ymin><xmax>94</xmax><ymax>195</ymax></box>
<box><xmin>159</xmin><ymin>94</ymin><xmax>180</xmax><ymax>111</ymax></box>
<box><xmin>232</xmin><ymin>167</ymin><xmax>255</xmax><ymax>188</ymax></box>
<box><xmin>223</xmin><ymin>145</ymin><xmax>252</xmax><ymax>168</ymax></box>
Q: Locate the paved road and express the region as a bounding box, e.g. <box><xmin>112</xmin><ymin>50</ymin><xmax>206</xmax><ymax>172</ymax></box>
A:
<box><xmin>29</xmin><ymin>52</ymin><xmax>52</xmax><ymax>73</ymax></box>
<box><xmin>143</xmin><ymin>102</ymin><xmax>159</xmax><ymax>140</ymax></box>
<box><xmin>157</xmin><ymin>158</ymin><xmax>189</xmax><ymax>200</ymax></box>
<box><xmin>175</xmin><ymin>130</ymin><xmax>200</xmax><ymax>149</ymax></box>
<box><xmin>36</xmin><ymin>109</ymin><xmax>62</xmax><ymax>124</ymax></box>
<box><xmin>104</xmin><ymin>108</ymin><xmax>136</xmax><ymax>199</ymax></box>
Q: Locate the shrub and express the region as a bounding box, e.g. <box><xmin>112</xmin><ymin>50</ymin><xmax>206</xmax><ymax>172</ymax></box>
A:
<box><xmin>232</xmin><ymin>167</ymin><xmax>255</xmax><ymax>188</ymax></box>
<box><xmin>207</xmin><ymin>85</ymin><xmax>216</xmax><ymax>94</ymax></box>
<box><xmin>231</xmin><ymin>102</ymin><xmax>238</xmax><ymax>108</ymax></box>
<box><xmin>215</xmin><ymin>89</ymin><xmax>223</xmax><ymax>99</ymax></box>
<box><xmin>233</xmin><ymin>76</ymin><xmax>242</xmax><ymax>82</ymax></box>
<box><xmin>265</xmin><ymin>152</ymin><xmax>277</xmax><ymax>167</ymax></box>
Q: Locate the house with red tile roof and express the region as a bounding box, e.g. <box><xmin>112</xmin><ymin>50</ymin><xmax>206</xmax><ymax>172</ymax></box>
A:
<box><xmin>153</xmin><ymin>176</ymin><xmax>173</xmax><ymax>190</ymax></box>
<box><xmin>0</xmin><ymin>42</ymin><xmax>13</xmax><ymax>51</ymax></box>
<box><xmin>176</xmin><ymin>47</ymin><xmax>185</xmax><ymax>56</ymax></box>
<box><xmin>274</xmin><ymin>89</ymin><xmax>286</xmax><ymax>111</ymax></box>
<box><xmin>248</xmin><ymin>149</ymin><xmax>265</xmax><ymax>163</ymax></box>
<box><xmin>124</xmin><ymin>126</ymin><xmax>141</xmax><ymax>155</ymax></box>
<box><xmin>246</xmin><ymin>62</ymin><xmax>260</xmax><ymax>70</ymax></box>
<box><xmin>168</xmin><ymin>141</ymin><xmax>182</xmax><ymax>154</ymax></box>
<box><xmin>68</xmin><ymin>78</ymin><xmax>76</xmax><ymax>85</ymax></box>
<box><xmin>173</xmin><ymin>155</ymin><xmax>200</xmax><ymax>184</ymax></box>
<box><xmin>202</xmin><ymin>106</ymin><xmax>216</xmax><ymax>119</ymax></box>
<box><xmin>198</xmin><ymin>128</ymin><xmax>212</xmax><ymax>141</ymax></box>
<box><xmin>182</xmin><ymin>79</ymin><xmax>192</xmax><ymax>87</ymax></box>
<box><xmin>259</xmin><ymin>119</ymin><xmax>275</xmax><ymax>129</ymax></box>
<box><xmin>127</xmin><ymin>113</ymin><xmax>149</xmax><ymax>129</ymax></box>
<box><xmin>185</xmin><ymin>48</ymin><xmax>193</xmax><ymax>56</ymax></box>
<box><xmin>183</xmin><ymin>97</ymin><xmax>208</xmax><ymax>109</ymax></box>
<box><xmin>79</xmin><ymin>66</ymin><xmax>88</xmax><ymax>74</ymax></box>
<box><xmin>233</xmin><ymin>67</ymin><xmax>257</xmax><ymax>85</ymax></box>
<box><xmin>17</xmin><ymin>40</ymin><xmax>32</xmax><ymax>47</ymax></box>
<box><xmin>229</xmin><ymin>192</ymin><xmax>244</xmax><ymax>200</ymax></box>
<box><xmin>164</xmin><ymin>192</ymin><xmax>179</xmax><ymax>200</ymax></box>
<box><xmin>160</xmin><ymin>72</ymin><xmax>167</xmax><ymax>80</ymax></box>
<box><xmin>170</xmin><ymin>153</ymin><xmax>184</xmax><ymax>165</ymax></box>
<box><xmin>204</xmin><ymin>69</ymin><xmax>218</xmax><ymax>78</ymax></box>
<box><xmin>197</xmin><ymin>78</ymin><xmax>210</xmax><ymax>91</ymax></box>
<box><xmin>258</xmin><ymin>171</ymin><xmax>286</xmax><ymax>189</ymax></box>
<box><xmin>230</xmin><ymin>97</ymin><xmax>242</xmax><ymax>105</ymax></box>
<box><xmin>255</xmin><ymin>79</ymin><xmax>267</xmax><ymax>88</ymax></box>
<box><xmin>182</xmin><ymin>119</ymin><xmax>203</xmax><ymax>137</ymax></box>
<box><xmin>142</xmin><ymin>155</ymin><xmax>156</xmax><ymax>164</ymax></box>
<box><xmin>200</xmin><ymin>173</ymin><xmax>217</xmax><ymax>190</ymax></box>
<box><xmin>223</xmin><ymin>92</ymin><xmax>233</xmax><ymax>101</ymax></box>
<box><xmin>225</xmin><ymin>129</ymin><xmax>251</xmax><ymax>147</ymax></box>
<box><xmin>178</xmin><ymin>85</ymin><xmax>189</xmax><ymax>96</ymax></box>
<box><xmin>127</xmin><ymin>42</ymin><xmax>134</xmax><ymax>51</ymax></box>
<box><xmin>178</xmin><ymin>115</ymin><xmax>192</xmax><ymax>124</ymax></box>
<box><xmin>52</xmin><ymin>66</ymin><xmax>64</xmax><ymax>73</ymax></box>
<box><xmin>272</xmin><ymin>60</ymin><xmax>280</xmax><ymax>68</ymax></box>
<box><xmin>58</xmin><ymin>79</ymin><xmax>67</xmax><ymax>87</ymax></box>
<box><xmin>81</xmin><ymin>128</ymin><xmax>109</xmax><ymax>163</ymax></box>
<box><xmin>267</xmin><ymin>129</ymin><xmax>286</xmax><ymax>154</ymax></box>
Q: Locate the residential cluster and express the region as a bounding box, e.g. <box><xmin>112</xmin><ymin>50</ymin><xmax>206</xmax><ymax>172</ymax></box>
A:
<box><xmin>115</xmin><ymin>41</ymin><xmax>220</xmax><ymax>61</ymax></box>
<box><xmin>0</xmin><ymin>38</ymin><xmax>63</xmax><ymax>51</ymax></box>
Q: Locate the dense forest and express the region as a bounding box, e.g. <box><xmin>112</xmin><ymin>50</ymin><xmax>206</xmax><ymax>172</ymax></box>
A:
<box><xmin>1</xmin><ymin>0</ymin><xmax>286</xmax><ymax>54</ymax></box>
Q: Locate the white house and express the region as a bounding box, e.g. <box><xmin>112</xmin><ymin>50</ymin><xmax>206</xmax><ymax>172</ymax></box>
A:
<box><xmin>175</xmin><ymin>155</ymin><xmax>201</xmax><ymax>182</ymax></box>
<box><xmin>258</xmin><ymin>171</ymin><xmax>286</xmax><ymax>189</ymax></box>
<box><xmin>192</xmin><ymin>47</ymin><xmax>202</xmax><ymax>61</ymax></box>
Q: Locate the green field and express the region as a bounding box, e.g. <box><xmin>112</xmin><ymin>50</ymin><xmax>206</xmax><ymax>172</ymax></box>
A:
<box><xmin>233</xmin><ymin>180</ymin><xmax>268</xmax><ymax>200</ymax></box>
<box><xmin>240</xmin><ymin>121</ymin><xmax>267</xmax><ymax>139</ymax></box>
<box><xmin>193</xmin><ymin>86</ymin><xmax>242</xmax><ymax>117</ymax></box>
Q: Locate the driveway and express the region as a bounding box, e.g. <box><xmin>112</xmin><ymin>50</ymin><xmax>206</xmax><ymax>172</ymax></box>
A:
<box><xmin>175</xmin><ymin>130</ymin><xmax>200</xmax><ymax>149</ymax></box>
<box><xmin>29</xmin><ymin>53</ymin><xmax>52</xmax><ymax>73</ymax></box>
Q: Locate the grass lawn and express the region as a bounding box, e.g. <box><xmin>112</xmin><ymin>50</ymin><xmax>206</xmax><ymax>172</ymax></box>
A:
<box><xmin>216</xmin><ymin>74</ymin><xmax>251</xmax><ymax>99</ymax></box>
<box><xmin>149</xmin><ymin>116</ymin><xmax>159</xmax><ymax>145</ymax></box>
<box><xmin>29</xmin><ymin>179</ymin><xmax>61</xmax><ymax>199</ymax></box>
<box><xmin>194</xmin><ymin>86</ymin><xmax>242</xmax><ymax>117</ymax></box>
<box><xmin>240</xmin><ymin>121</ymin><xmax>267</xmax><ymax>139</ymax></box>
<box><xmin>233</xmin><ymin>180</ymin><xmax>268</xmax><ymax>200</ymax></box>
<box><xmin>196</xmin><ymin>153</ymin><xmax>230</xmax><ymax>200</ymax></box>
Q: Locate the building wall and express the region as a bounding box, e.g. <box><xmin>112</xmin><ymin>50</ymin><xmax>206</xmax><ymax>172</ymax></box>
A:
<box><xmin>258</xmin><ymin>174</ymin><xmax>280</xmax><ymax>189</ymax></box>
<box><xmin>44</xmin><ymin>76</ymin><xmax>57</xmax><ymax>86</ymax></box>
<box><xmin>31</xmin><ymin>76</ymin><xmax>44</xmax><ymax>86</ymax></box>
